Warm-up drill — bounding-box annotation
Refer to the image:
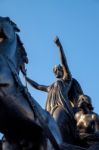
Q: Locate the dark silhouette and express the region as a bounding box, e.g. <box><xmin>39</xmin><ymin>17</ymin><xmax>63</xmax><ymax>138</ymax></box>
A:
<box><xmin>0</xmin><ymin>17</ymin><xmax>64</xmax><ymax>150</ymax></box>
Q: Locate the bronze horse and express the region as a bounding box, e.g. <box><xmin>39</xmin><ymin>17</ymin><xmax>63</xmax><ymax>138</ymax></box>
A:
<box><xmin>0</xmin><ymin>17</ymin><xmax>63</xmax><ymax>150</ymax></box>
<box><xmin>0</xmin><ymin>16</ymin><xmax>99</xmax><ymax>150</ymax></box>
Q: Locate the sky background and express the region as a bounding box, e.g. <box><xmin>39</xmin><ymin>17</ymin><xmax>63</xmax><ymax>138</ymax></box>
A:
<box><xmin>0</xmin><ymin>0</ymin><xmax>99</xmax><ymax>136</ymax></box>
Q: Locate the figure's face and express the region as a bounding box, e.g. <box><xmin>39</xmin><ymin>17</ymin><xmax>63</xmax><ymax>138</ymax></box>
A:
<box><xmin>53</xmin><ymin>65</ymin><xmax>63</xmax><ymax>78</ymax></box>
<box><xmin>78</xmin><ymin>95</ymin><xmax>92</xmax><ymax>109</ymax></box>
<box><xmin>78</xmin><ymin>99</ymin><xmax>86</xmax><ymax>109</ymax></box>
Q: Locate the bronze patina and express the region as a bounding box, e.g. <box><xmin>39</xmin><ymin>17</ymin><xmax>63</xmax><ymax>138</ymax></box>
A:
<box><xmin>0</xmin><ymin>16</ymin><xmax>99</xmax><ymax>150</ymax></box>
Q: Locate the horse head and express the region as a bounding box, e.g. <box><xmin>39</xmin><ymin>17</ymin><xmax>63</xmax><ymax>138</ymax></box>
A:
<box><xmin>0</xmin><ymin>17</ymin><xmax>63</xmax><ymax>150</ymax></box>
<box><xmin>0</xmin><ymin>17</ymin><xmax>28</xmax><ymax>74</ymax></box>
<box><xmin>0</xmin><ymin>17</ymin><xmax>29</xmax><ymax>92</ymax></box>
<box><xmin>0</xmin><ymin>17</ymin><xmax>19</xmax><ymax>57</ymax></box>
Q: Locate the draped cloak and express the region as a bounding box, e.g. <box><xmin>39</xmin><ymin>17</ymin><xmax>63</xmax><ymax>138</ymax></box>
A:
<box><xmin>45</xmin><ymin>79</ymin><xmax>74</xmax><ymax>120</ymax></box>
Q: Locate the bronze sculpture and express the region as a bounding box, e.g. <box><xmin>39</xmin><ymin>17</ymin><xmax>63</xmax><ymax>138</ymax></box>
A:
<box><xmin>75</xmin><ymin>94</ymin><xmax>99</xmax><ymax>147</ymax></box>
<box><xmin>26</xmin><ymin>37</ymin><xmax>99</xmax><ymax>149</ymax></box>
<box><xmin>0</xmin><ymin>16</ymin><xmax>64</xmax><ymax>150</ymax></box>
<box><xmin>26</xmin><ymin>37</ymin><xmax>77</xmax><ymax>144</ymax></box>
<box><xmin>0</xmin><ymin>16</ymin><xmax>99</xmax><ymax>150</ymax></box>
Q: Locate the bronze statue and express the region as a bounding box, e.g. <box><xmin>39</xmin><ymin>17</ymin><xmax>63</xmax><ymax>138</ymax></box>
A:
<box><xmin>0</xmin><ymin>16</ymin><xmax>64</xmax><ymax>150</ymax></box>
<box><xmin>75</xmin><ymin>94</ymin><xmax>99</xmax><ymax>147</ymax></box>
<box><xmin>26</xmin><ymin>37</ymin><xmax>77</xmax><ymax>143</ymax></box>
<box><xmin>0</xmin><ymin>16</ymin><xmax>99</xmax><ymax>150</ymax></box>
<box><xmin>26</xmin><ymin>37</ymin><xmax>99</xmax><ymax>149</ymax></box>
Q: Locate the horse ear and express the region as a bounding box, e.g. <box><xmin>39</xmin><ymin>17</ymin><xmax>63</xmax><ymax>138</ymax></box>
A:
<box><xmin>11</xmin><ymin>21</ymin><xmax>20</xmax><ymax>32</ymax></box>
<box><xmin>14</xmin><ymin>25</ymin><xmax>20</xmax><ymax>32</ymax></box>
<box><xmin>5</xmin><ymin>17</ymin><xmax>20</xmax><ymax>32</ymax></box>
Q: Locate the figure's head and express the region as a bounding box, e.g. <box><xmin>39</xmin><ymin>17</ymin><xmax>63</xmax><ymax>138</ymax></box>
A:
<box><xmin>53</xmin><ymin>64</ymin><xmax>63</xmax><ymax>78</ymax></box>
<box><xmin>78</xmin><ymin>94</ymin><xmax>93</xmax><ymax>111</ymax></box>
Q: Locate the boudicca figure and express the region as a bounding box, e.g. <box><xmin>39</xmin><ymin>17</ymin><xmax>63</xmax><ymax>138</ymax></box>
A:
<box><xmin>0</xmin><ymin>16</ymin><xmax>99</xmax><ymax>150</ymax></box>
<box><xmin>26</xmin><ymin>37</ymin><xmax>77</xmax><ymax>143</ymax></box>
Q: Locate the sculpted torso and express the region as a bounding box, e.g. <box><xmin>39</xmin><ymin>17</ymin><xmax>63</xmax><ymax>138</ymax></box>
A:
<box><xmin>75</xmin><ymin>110</ymin><xmax>97</xmax><ymax>134</ymax></box>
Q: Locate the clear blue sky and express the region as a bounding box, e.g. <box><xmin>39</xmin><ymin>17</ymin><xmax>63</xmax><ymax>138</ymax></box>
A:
<box><xmin>0</xmin><ymin>0</ymin><xmax>99</xmax><ymax>113</ymax></box>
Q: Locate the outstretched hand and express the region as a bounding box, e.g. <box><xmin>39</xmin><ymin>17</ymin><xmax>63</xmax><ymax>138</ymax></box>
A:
<box><xmin>54</xmin><ymin>36</ymin><xmax>61</xmax><ymax>47</ymax></box>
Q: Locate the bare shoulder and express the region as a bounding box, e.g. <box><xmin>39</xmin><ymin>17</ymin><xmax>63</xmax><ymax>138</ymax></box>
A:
<box><xmin>75</xmin><ymin>110</ymin><xmax>83</xmax><ymax>120</ymax></box>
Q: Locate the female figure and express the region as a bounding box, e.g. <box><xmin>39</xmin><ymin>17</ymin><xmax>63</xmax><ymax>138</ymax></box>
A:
<box><xmin>75</xmin><ymin>94</ymin><xmax>99</xmax><ymax>147</ymax></box>
<box><xmin>26</xmin><ymin>37</ymin><xmax>76</xmax><ymax>143</ymax></box>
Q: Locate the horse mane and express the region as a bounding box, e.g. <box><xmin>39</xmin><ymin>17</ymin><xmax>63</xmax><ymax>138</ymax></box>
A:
<box><xmin>16</xmin><ymin>34</ymin><xmax>29</xmax><ymax>76</ymax></box>
<box><xmin>2</xmin><ymin>17</ymin><xmax>29</xmax><ymax>76</ymax></box>
<box><xmin>0</xmin><ymin>17</ymin><xmax>29</xmax><ymax>76</ymax></box>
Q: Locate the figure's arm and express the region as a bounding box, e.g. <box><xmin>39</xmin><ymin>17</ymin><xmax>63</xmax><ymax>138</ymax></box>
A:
<box><xmin>54</xmin><ymin>37</ymin><xmax>72</xmax><ymax>81</ymax></box>
<box><xmin>26</xmin><ymin>77</ymin><xmax>49</xmax><ymax>92</ymax></box>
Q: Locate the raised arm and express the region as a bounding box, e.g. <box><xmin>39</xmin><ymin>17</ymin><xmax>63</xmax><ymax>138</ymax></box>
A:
<box><xmin>54</xmin><ymin>37</ymin><xmax>72</xmax><ymax>81</ymax></box>
<box><xmin>26</xmin><ymin>77</ymin><xmax>49</xmax><ymax>92</ymax></box>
